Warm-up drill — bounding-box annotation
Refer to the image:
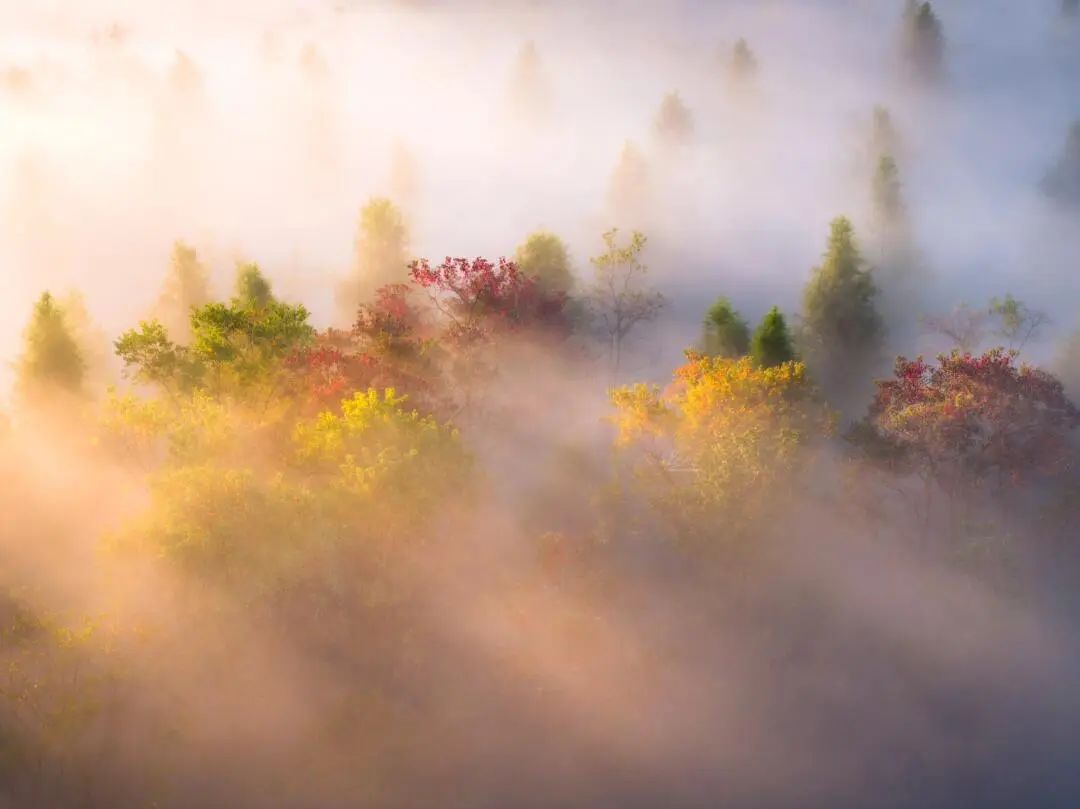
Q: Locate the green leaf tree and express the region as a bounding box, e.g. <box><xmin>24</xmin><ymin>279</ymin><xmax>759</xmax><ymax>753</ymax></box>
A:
<box><xmin>154</xmin><ymin>241</ymin><xmax>211</xmax><ymax>341</ymax></box>
<box><xmin>514</xmin><ymin>231</ymin><xmax>574</xmax><ymax>296</ymax></box>
<box><xmin>339</xmin><ymin>198</ymin><xmax>410</xmax><ymax>318</ymax></box>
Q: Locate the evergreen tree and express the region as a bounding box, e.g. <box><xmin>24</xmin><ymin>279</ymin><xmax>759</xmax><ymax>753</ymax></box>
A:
<box><xmin>872</xmin><ymin>155</ymin><xmax>905</xmax><ymax>228</ymax></box>
<box><xmin>701</xmin><ymin>297</ymin><xmax>750</xmax><ymax>358</ymax></box>
<box><xmin>155</xmin><ymin>241</ymin><xmax>211</xmax><ymax>341</ymax></box>
<box><xmin>507</xmin><ymin>41</ymin><xmax>550</xmax><ymax>125</ymax></box>
<box><xmin>607</xmin><ymin>140</ymin><xmax>650</xmax><ymax>226</ymax></box>
<box><xmin>901</xmin><ymin>2</ymin><xmax>944</xmax><ymax>84</ymax></box>
<box><xmin>389</xmin><ymin>139</ymin><xmax>419</xmax><ymax>210</ymax></box>
<box><xmin>653</xmin><ymin>92</ymin><xmax>694</xmax><ymax>147</ymax></box>
<box><xmin>801</xmin><ymin>217</ymin><xmax>883</xmax><ymax>395</ymax></box>
<box><xmin>1043</xmin><ymin>121</ymin><xmax>1080</xmax><ymax>206</ymax></box>
<box><xmin>730</xmin><ymin>38</ymin><xmax>758</xmax><ymax>83</ymax></box>
<box><xmin>17</xmin><ymin>292</ymin><xmax>85</xmax><ymax>396</ymax></box>
<box><xmin>515</xmin><ymin>231</ymin><xmax>574</xmax><ymax>296</ymax></box>
<box><xmin>751</xmin><ymin>306</ymin><xmax>795</xmax><ymax>368</ymax></box>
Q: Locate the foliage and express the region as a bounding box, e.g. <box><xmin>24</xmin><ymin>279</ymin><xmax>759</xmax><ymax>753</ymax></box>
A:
<box><xmin>514</xmin><ymin>231</ymin><xmax>575</xmax><ymax>296</ymax></box>
<box><xmin>854</xmin><ymin>349</ymin><xmax>1080</xmax><ymax>490</ymax></box>
<box><xmin>988</xmin><ymin>294</ymin><xmax>1049</xmax><ymax>351</ymax></box>
<box><xmin>701</xmin><ymin>297</ymin><xmax>750</xmax><ymax>358</ymax></box>
<box><xmin>611</xmin><ymin>353</ymin><xmax>833</xmax><ymax>541</ymax></box>
<box><xmin>17</xmin><ymin>292</ymin><xmax>85</xmax><ymax>398</ymax></box>
<box><xmin>800</xmin><ymin>217</ymin><xmax>883</xmax><ymax>393</ymax></box>
<box><xmin>751</xmin><ymin>306</ymin><xmax>795</xmax><ymax>368</ymax></box>
<box><xmin>585</xmin><ymin>229</ymin><xmax>665</xmax><ymax>376</ymax></box>
<box><xmin>872</xmin><ymin>154</ymin><xmax>905</xmax><ymax>228</ymax></box>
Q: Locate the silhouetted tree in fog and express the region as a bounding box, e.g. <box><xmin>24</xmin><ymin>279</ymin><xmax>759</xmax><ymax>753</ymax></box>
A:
<box><xmin>586</xmin><ymin>229</ymin><xmax>664</xmax><ymax>377</ymax></box>
<box><xmin>751</xmin><ymin>306</ymin><xmax>795</xmax><ymax>368</ymax></box>
<box><xmin>900</xmin><ymin>2</ymin><xmax>944</xmax><ymax>85</ymax></box>
<box><xmin>506</xmin><ymin>41</ymin><xmax>550</xmax><ymax>126</ymax></box>
<box><xmin>154</xmin><ymin>241</ymin><xmax>211</xmax><ymax>341</ymax></box>
<box><xmin>1043</xmin><ymin>121</ymin><xmax>1080</xmax><ymax>205</ymax></box>
<box><xmin>729</xmin><ymin>38</ymin><xmax>758</xmax><ymax>85</ymax></box>
<box><xmin>988</xmin><ymin>294</ymin><xmax>1049</xmax><ymax>352</ymax></box>
<box><xmin>338</xmin><ymin>198</ymin><xmax>410</xmax><ymax>319</ymax></box>
<box><xmin>389</xmin><ymin>139</ymin><xmax>420</xmax><ymax>210</ymax></box>
<box><xmin>701</xmin><ymin>297</ymin><xmax>750</xmax><ymax>358</ymax></box>
<box><xmin>800</xmin><ymin>217</ymin><xmax>883</xmax><ymax>400</ymax></box>
<box><xmin>17</xmin><ymin>292</ymin><xmax>85</xmax><ymax>397</ymax></box>
<box><xmin>653</xmin><ymin>91</ymin><xmax>693</xmax><ymax>148</ymax></box>
<box><xmin>515</xmin><ymin>231</ymin><xmax>574</xmax><ymax>296</ymax></box>
<box><xmin>607</xmin><ymin>140</ymin><xmax>650</xmax><ymax>226</ymax></box>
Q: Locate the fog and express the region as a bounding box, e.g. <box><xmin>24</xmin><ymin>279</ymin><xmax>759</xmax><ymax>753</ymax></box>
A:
<box><xmin>2</xmin><ymin>1</ymin><xmax>1080</xmax><ymax>807</ymax></box>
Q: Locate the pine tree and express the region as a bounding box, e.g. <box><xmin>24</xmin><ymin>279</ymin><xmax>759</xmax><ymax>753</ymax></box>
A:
<box><xmin>1043</xmin><ymin>121</ymin><xmax>1080</xmax><ymax>205</ymax></box>
<box><xmin>751</xmin><ymin>307</ymin><xmax>794</xmax><ymax>368</ymax></box>
<box><xmin>702</xmin><ymin>297</ymin><xmax>750</xmax><ymax>358</ymax></box>
<box><xmin>17</xmin><ymin>292</ymin><xmax>85</xmax><ymax>396</ymax></box>
<box><xmin>607</xmin><ymin>140</ymin><xmax>650</xmax><ymax>226</ymax></box>
<box><xmin>901</xmin><ymin>2</ymin><xmax>944</xmax><ymax>85</ymax></box>
<box><xmin>801</xmin><ymin>217</ymin><xmax>883</xmax><ymax>395</ymax></box>
<box><xmin>653</xmin><ymin>92</ymin><xmax>693</xmax><ymax>148</ymax></box>
<box><xmin>872</xmin><ymin>155</ymin><xmax>905</xmax><ymax>228</ymax></box>
<box><xmin>730</xmin><ymin>38</ymin><xmax>758</xmax><ymax>83</ymax></box>
<box><xmin>507</xmin><ymin>41</ymin><xmax>550</xmax><ymax>125</ymax></box>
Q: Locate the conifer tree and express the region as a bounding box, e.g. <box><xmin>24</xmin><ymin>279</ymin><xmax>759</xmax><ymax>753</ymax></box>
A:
<box><xmin>751</xmin><ymin>306</ymin><xmax>794</xmax><ymax>368</ymax></box>
<box><xmin>1043</xmin><ymin>121</ymin><xmax>1080</xmax><ymax>205</ymax></box>
<box><xmin>507</xmin><ymin>41</ymin><xmax>550</xmax><ymax>125</ymax></box>
<box><xmin>702</xmin><ymin>297</ymin><xmax>750</xmax><ymax>358</ymax></box>
<box><xmin>801</xmin><ymin>217</ymin><xmax>883</xmax><ymax>396</ymax></box>
<box><xmin>730</xmin><ymin>38</ymin><xmax>758</xmax><ymax>83</ymax></box>
<box><xmin>653</xmin><ymin>92</ymin><xmax>693</xmax><ymax>148</ymax></box>
<box><xmin>234</xmin><ymin>262</ymin><xmax>274</xmax><ymax>309</ymax></box>
<box><xmin>17</xmin><ymin>291</ymin><xmax>85</xmax><ymax>396</ymax></box>
<box><xmin>607</xmin><ymin>140</ymin><xmax>650</xmax><ymax>226</ymax></box>
<box><xmin>901</xmin><ymin>2</ymin><xmax>944</xmax><ymax>85</ymax></box>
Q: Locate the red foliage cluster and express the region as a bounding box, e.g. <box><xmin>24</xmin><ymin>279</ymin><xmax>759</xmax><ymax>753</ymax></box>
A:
<box><xmin>864</xmin><ymin>349</ymin><xmax>1080</xmax><ymax>484</ymax></box>
<box><xmin>409</xmin><ymin>256</ymin><xmax>568</xmax><ymax>341</ymax></box>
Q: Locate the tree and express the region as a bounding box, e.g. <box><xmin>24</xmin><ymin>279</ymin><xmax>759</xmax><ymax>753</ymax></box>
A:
<box><xmin>800</xmin><ymin>217</ymin><xmax>883</xmax><ymax>395</ymax></box>
<box><xmin>585</xmin><ymin>229</ymin><xmax>665</xmax><ymax>377</ymax></box>
<box><xmin>988</xmin><ymin>294</ymin><xmax>1049</xmax><ymax>351</ymax></box>
<box><xmin>870</xmin><ymin>106</ymin><xmax>901</xmax><ymax>161</ymax></box>
<box><xmin>653</xmin><ymin>92</ymin><xmax>693</xmax><ymax>148</ymax></box>
<box><xmin>607</xmin><ymin>140</ymin><xmax>650</xmax><ymax>225</ymax></box>
<box><xmin>1042</xmin><ymin>121</ymin><xmax>1080</xmax><ymax>206</ymax></box>
<box><xmin>852</xmin><ymin>350</ymin><xmax>1080</xmax><ymax>538</ymax></box>
<box><xmin>1064</xmin><ymin>0</ymin><xmax>1079</xmax><ymax>17</ymax></box>
<box><xmin>921</xmin><ymin>303</ymin><xmax>987</xmax><ymax>353</ymax></box>
<box><xmin>701</xmin><ymin>297</ymin><xmax>750</xmax><ymax>358</ymax></box>
<box><xmin>17</xmin><ymin>292</ymin><xmax>84</xmax><ymax>397</ymax></box>
<box><xmin>340</xmin><ymin>198</ymin><xmax>410</xmax><ymax>317</ymax></box>
<box><xmin>506</xmin><ymin>41</ymin><xmax>550</xmax><ymax>125</ymax></box>
<box><xmin>154</xmin><ymin>241</ymin><xmax>211</xmax><ymax>341</ymax></box>
<box><xmin>233</xmin><ymin>261</ymin><xmax>274</xmax><ymax>309</ymax></box>
<box><xmin>750</xmin><ymin>306</ymin><xmax>794</xmax><ymax>368</ymax></box>
<box><xmin>872</xmin><ymin>155</ymin><xmax>905</xmax><ymax>230</ymax></box>
<box><xmin>610</xmin><ymin>352</ymin><xmax>832</xmax><ymax>543</ymax></box>
<box><xmin>514</xmin><ymin>231</ymin><xmax>574</xmax><ymax>296</ymax></box>
<box><xmin>901</xmin><ymin>2</ymin><xmax>945</xmax><ymax>84</ymax></box>
<box><xmin>729</xmin><ymin>38</ymin><xmax>758</xmax><ymax>83</ymax></box>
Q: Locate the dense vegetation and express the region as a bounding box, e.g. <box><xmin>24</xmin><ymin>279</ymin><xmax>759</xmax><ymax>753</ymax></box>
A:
<box><xmin>3</xmin><ymin>2</ymin><xmax>1080</xmax><ymax>808</ymax></box>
